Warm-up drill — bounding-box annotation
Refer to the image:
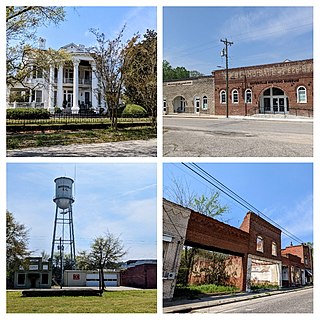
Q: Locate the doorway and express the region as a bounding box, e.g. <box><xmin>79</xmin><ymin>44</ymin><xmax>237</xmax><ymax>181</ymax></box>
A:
<box><xmin>260</xmin><ymin>87</ymin><xmax>288</xmax><ymax>113</ymax></box>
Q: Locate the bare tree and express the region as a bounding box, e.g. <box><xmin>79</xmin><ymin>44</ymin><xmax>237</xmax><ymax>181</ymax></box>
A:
<box><xmin>89</xmin><ymin>26</ymin><xmax>138</xmax><ymax>129</ymax></box>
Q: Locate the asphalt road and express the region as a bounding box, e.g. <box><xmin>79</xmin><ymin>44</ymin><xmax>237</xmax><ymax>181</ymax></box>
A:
<box><xmin>191</xmin><ymin>287</ymin><xmax>313</xmax><ymax>313</ymax></box>
<box><xmin>163</xmin><ymin>117</ymin><xmax>313</xmax><ymax>157</ymax></box>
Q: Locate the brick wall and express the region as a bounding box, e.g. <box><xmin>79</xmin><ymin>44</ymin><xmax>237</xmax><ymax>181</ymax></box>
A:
<box><xmin>281</xmin><ymin>244</ymin><xmax>313</xmax><ymax>269</ymax></box>
<box><xmin>120</xmin><ymin>264</ymin><xmax>156</xmax><ymax>289</ymax></box>
<box><xmin>240</xmin><ymin>212</ymin><xmax>281</xmax><ymax>261</ymax></box>
<box><xmin>214</xmin><ymin>59</ymin><xmax>313</xmax><ymax>117</ymax></box>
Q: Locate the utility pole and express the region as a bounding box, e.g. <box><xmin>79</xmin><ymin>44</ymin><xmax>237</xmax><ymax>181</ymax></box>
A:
<box><xmin>220</xmin><ymin>38</ymin><xmax>233</xmax><ymax>118</ymax></box>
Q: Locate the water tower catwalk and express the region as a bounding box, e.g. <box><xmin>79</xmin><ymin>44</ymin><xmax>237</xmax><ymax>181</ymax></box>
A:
<box><xmin>51</xmin><ymin>177</ymin><xmax>76</xmax><ymax>268</ymax></box>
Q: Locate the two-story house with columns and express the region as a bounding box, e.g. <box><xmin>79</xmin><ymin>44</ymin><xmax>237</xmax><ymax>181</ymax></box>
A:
<box><xmin>7</xmin><ymin>41</ymin><xmax>103</xmax><ymax>114</ymax></box>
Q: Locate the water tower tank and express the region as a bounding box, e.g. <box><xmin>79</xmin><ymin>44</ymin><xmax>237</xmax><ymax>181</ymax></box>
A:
<box><xmin>53</xmin><ymin>177</ymin><xmax>74</xmax><ymax>209</ymax></box>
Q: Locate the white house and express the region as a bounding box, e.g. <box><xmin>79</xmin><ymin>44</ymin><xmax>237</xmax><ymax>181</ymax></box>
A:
<box><xmin>7</xmin><ymin>41</ymin><xmax>104</xmax><ymax>114</ymax></box>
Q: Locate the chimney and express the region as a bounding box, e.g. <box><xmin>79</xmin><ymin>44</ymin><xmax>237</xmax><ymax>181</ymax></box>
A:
<box><xmin>38</xmin><ymin>37</ymin><xmax>46</xmax><ymax>50</ymax></box>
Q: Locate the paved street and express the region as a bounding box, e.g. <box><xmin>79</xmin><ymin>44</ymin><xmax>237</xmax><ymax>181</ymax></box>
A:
<box><xmin>163</xmin><ymin>117</ymin><xmax>313</xmax><ymax>157</ymax></box>
<box><xmin>6</xmin><ymin>139</ymin><xmax>157</xmax><ymax>157</ymax></box>
<box><xmin>191</xmin><ymin>287</ymin><xmax>313</xmax><ymax>313</ymax></box>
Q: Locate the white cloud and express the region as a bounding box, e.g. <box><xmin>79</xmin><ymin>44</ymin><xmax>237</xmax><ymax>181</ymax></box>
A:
<box><xmin>220</xmin><ymin>7</ymin><xmax>312</xmax><ymax>44</ymax></box>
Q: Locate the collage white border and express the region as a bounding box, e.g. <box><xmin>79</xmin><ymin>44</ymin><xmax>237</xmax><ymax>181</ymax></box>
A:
<box><xmin>1</xmin><ymin>0</ymin><xmax>318</xmax><ymax>318</ymax></box>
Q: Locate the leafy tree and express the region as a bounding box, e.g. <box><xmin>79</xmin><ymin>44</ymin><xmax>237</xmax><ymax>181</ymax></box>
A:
<box><xmin>89</xmin><ymin>232</ymin><xmax>126</xmax><ymax>291</ymax></box>
<box><xmin>89</xmin><ymin>26</ymin><xmax>138</xmax><ymax>130</ymax></box>
<box><xmin>123</xmin><ymin>30</ymin><xmax>157</xmax><ymax>127</ymax></box>
<box><xmin>164</xmin><ymin>176</ymin><xmax>228</xmax><ymax>286</ymax></box>
<box><xmin>6</xmin><ymin>211</ymin><xmax>30</xmax><ymax>287</ymax></box>
<box><xmin>163</xmin><ymin>60</ymin><xmax>193</xmax><ymax>80</ymax></box>
<box><xmin>6</xmin><ymin>6</ymin><xmax>69</xmax><ymax>87</ymax></box>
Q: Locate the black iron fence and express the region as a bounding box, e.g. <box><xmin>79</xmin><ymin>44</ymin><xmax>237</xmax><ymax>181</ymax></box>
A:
<box><xmin>6</xmin><ymin>113</ymin><xmax>152</xmax><ymax>126</ymax></box>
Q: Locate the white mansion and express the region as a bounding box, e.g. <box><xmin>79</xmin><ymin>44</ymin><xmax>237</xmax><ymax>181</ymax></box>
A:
<box><xmin>7</xmin><ymin>41</ymin><xmax>103</xmax><ymax>114</ymax></box>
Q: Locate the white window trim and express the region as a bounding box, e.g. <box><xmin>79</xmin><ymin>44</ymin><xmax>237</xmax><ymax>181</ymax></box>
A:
<box><xmin>245</xmin><ymin>89</ymin><xmax>252</xmax><ymax>104</ymax></box>
<box><xmin>232</xmin><ymin>89</ymin><xmax>239</xmax><ymax>104</ymax></box>
<box><xmin>297</xmin><ymin>86</ymin><xmax>307</xmax><ymax>103</ymax></box>
<box><xmin>202</xmin><ymin>95</ymin><xmax>208</xmax><ymax>110</ymax></box>
<box><xmin>220</xmin><ymin>90</ymin><xmax>226</xmax><ymax>104</ymax></box>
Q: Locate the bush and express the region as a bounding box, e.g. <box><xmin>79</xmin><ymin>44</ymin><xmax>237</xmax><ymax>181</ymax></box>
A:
<box><xmin>7</xmin><ymin>108</ymin><xmax>50</xmax><ymax>120</ymax></box>
<box><xmin>122</xmin><ymin>104</ymin><xmax>147</xmax><ymax>118</ymax></box>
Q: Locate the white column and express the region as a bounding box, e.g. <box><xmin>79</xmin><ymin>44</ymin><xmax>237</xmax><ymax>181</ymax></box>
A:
<box><xmin>90</xmin><ymin>62</ymin><xmax>98</xmax><ymax>111</ymax></box>
<box><xmin>71</xmin><ymin>59</ymin><xmax>80</xmax><ymax>114</ymax></box>
<box><xmin>57</xmin><ymin>65</ymin><xmax>63</xmax><ymax>109</ymax></box>
<box><xmin>47</xmin><ymin>65</ymin><xmax>55</xmax><ymax>114</ymax></box>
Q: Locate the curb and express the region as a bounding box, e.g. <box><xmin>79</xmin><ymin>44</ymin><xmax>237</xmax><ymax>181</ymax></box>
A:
<box><xmin>163</xmin><ymin>286</ymin><xmax>313</xmax><ymax>313</ymax></box>
<box><xmin>163</xmin><ymin>115</ymin><xmax>313</xmax><ymax>123</ymax></box>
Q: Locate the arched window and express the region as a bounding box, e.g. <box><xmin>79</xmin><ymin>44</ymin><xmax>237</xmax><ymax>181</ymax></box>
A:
<box><xmin>297</xmin><ymin>86</ymin><xmax>307</xmax><ymax>103</ymax></box>
<box><xmin>232</xmin><ymin>89</ymin><xmax>239</xmax><ymax>103</ymax></box>
<box><xmin>202</xmin><ymin>96</ymin><xmax>208</xmax><ymax>110</ymax></box>
<box><xmin>256</xmin><ymin>236</ymin><xmax>264</xmax><ymax>252</ymax></box>
<box><xmin>245</xmin><ymin>89</ymin><xmax>252</xmax><ymax>103</ymax></box>
<box><xmin>220</xmin><ymin>90</ymin><xmax>226</xmax><ymax>104</ymax></box>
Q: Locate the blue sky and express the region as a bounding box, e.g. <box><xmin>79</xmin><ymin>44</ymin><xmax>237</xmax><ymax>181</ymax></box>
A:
<box><xmin>163</xmin><ymin>162</ymin><xmax>313</xmax><ymax>248</ymax></box>
<box><xmin>7</xmin><ymin>163</ymin><xmax>157</xmax><ymax>261</ymax></box>
<box><xmin>163</xmin><ymin>6</ymin><xmax>313</xmax><ymax>74</ymax></box>
<box><xmin>36</xmin><ymin>6</ymin><xmax>157</xmax><ymax>49</ymax></box>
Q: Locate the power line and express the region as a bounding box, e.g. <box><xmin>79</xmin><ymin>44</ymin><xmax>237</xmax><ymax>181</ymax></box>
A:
<box><xmin>181</xmin><ymin>162</ymin><xmax>305</xmax><ymax>244</ymax></box>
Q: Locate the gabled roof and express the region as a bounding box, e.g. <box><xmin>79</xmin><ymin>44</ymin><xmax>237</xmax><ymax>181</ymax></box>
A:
<box><xmin>60</xmin><ymin>43</ymin><xmax>87</xmax><ymax>53</ymax></box>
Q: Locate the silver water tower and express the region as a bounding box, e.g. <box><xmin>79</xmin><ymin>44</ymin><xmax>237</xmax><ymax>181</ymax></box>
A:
<box><xmin>51</xmin><ymin>177</ymin><xmax>76</xmax><ymax>276</ymax></box>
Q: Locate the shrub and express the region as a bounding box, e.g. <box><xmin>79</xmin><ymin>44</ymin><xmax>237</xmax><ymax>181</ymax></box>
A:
<box><xmin>122</xmin><ymin>104</ymin><xmax>147</xmax><ymax>118</ymax></box>
<box><xmin>7</xmin><ymin>108</ymin><xmax>50</xmax><ymax>120</ymax></box>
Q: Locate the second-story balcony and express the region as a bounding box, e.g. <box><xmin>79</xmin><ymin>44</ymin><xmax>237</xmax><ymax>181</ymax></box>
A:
<box><xmin>54</xmin><ymin>78</ymin><xmax>92</xmax><ymax>85</ymax></box>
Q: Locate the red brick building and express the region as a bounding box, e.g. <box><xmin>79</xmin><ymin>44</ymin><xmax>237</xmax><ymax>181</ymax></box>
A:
<box><xmin>281</xmin><ymin>244</ymin><xmax>313</xmax><ymax>286</ymax></box>
<box><xmin>121</xmin><ymin>262</ymin><xmax>157</xmax><ymax>289</ymax></box>
<box><xmin>214</xmin><ymin>59</ymin><xmax>313</xmax><ymax>117</ymax></box>
<box><xmin>163</xmin><ymin>59</ymin><xmax>313</xmax><ymax>117</ymax></box>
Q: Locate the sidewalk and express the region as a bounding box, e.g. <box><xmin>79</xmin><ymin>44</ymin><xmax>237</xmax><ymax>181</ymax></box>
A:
<box><xmin>164</xmin><ymin>113</ymin><xmax>313</xmax><ymax>122</ymax></box>
<box><xmin>163</xmin><ymin>286</ymin><xmax>312</xmax><ymax>313</ymax></box>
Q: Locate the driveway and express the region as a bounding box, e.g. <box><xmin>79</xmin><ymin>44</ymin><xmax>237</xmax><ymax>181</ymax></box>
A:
<box><xmin>6</xmin><ymin>139</ymin><xmax>157</xmax><ymax>157</ymax></box>
<box><xmin>163</xmin><ymin>117</ymin><xmax>313</xmax><ymax>157</ymax></box>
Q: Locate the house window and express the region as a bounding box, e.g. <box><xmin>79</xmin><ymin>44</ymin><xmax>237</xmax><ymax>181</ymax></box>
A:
<box><xmin>33</xmin><ymin>66</ymin><xmax>43</xmax><ymax>79</ymax></box>
<box><xmin>17</xmin><ymin>274</ymin><xmax>26</xmax><ymax>285</ymax></box>
<box><xmin>41</xmin><ymin>273</ymin><xmax>49</xmax><ymax>285</ymax></box>
<box><xmin>297</xmin><ymin>86</ymin><xmax>307</xmax><ymax>103</ymax></box>
<box><xmin>220</xmin><ymin>90</ymin><xmax>226</xmax><ymax>104</ymax></box>
<box><xmin>272</xmin><ymin>242</ymin><xmax>277</xmax><ymax>256</ymax></box>
<box><xmin>35</xmin><ymin>90</ymin><xmax>42</xmax><ymax>103</ymax></box>
<box><xmin>245</xmin><ymin>89</ymin><xmax>252</xmax><ymax>103</ymax></box>
<box><xmin>256</xmin><ymin>236</ymin><xmax>264</xmax><ymax>252</ymax></box>
<box><xmin>202</xmin><ymin>96</ymin><xmax>208</xmax><ymax>110</ymax></box>
<box><xmin>232</xmin><ymin>89</ymin><xmax>239</xmax><ymax>103</ymax></box>
<box><xmin>64</xmin><ymin>68</ymin><xmax>74</xmax><ymax>83</ymax></box>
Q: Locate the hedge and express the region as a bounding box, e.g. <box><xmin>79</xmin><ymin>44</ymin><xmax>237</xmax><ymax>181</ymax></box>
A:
<box><xmin>7</xmin><ymin>108</ymin><xmax>50</xmax><ymax>120</ymax></box>
<box><xmin>122</xmin><ymin>104</ymin><xmax>147</xmax><ymax>117</ymax></box>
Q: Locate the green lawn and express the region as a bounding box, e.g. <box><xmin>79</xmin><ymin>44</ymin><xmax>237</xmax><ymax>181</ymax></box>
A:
<box><xmin>7</xmin><ymin>290</ymin><xmax>157</xmax><ymax>313</ymax></box>
<box><xmin>7</xmin><ymin>126</ymin><xmax>156</xmax><ymax>150</ymax></box>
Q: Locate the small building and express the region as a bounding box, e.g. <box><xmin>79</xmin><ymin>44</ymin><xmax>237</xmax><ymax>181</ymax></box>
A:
<box><xmin>120</xmin><ymin>260</ymin><xmax>157</xmax><ymax>289</ymax></box>
<box><xmin>64</xmin><ymin>270</ymin><xmax>120</xmax><ymax>287</ymax></box>
<box><xmin>163</xmin><ymin>76</ymin><xmax>214</xmax><ymax>115</ymax></box>
<box><xmin>14</xmin><ymin>257</ymin><xmax>52</xmax><ymax>289</ymax></box>
<box><xmin>281</xmin><ymin>243</ymin><xmax>313</xmax><ymax>285</ymax></box>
